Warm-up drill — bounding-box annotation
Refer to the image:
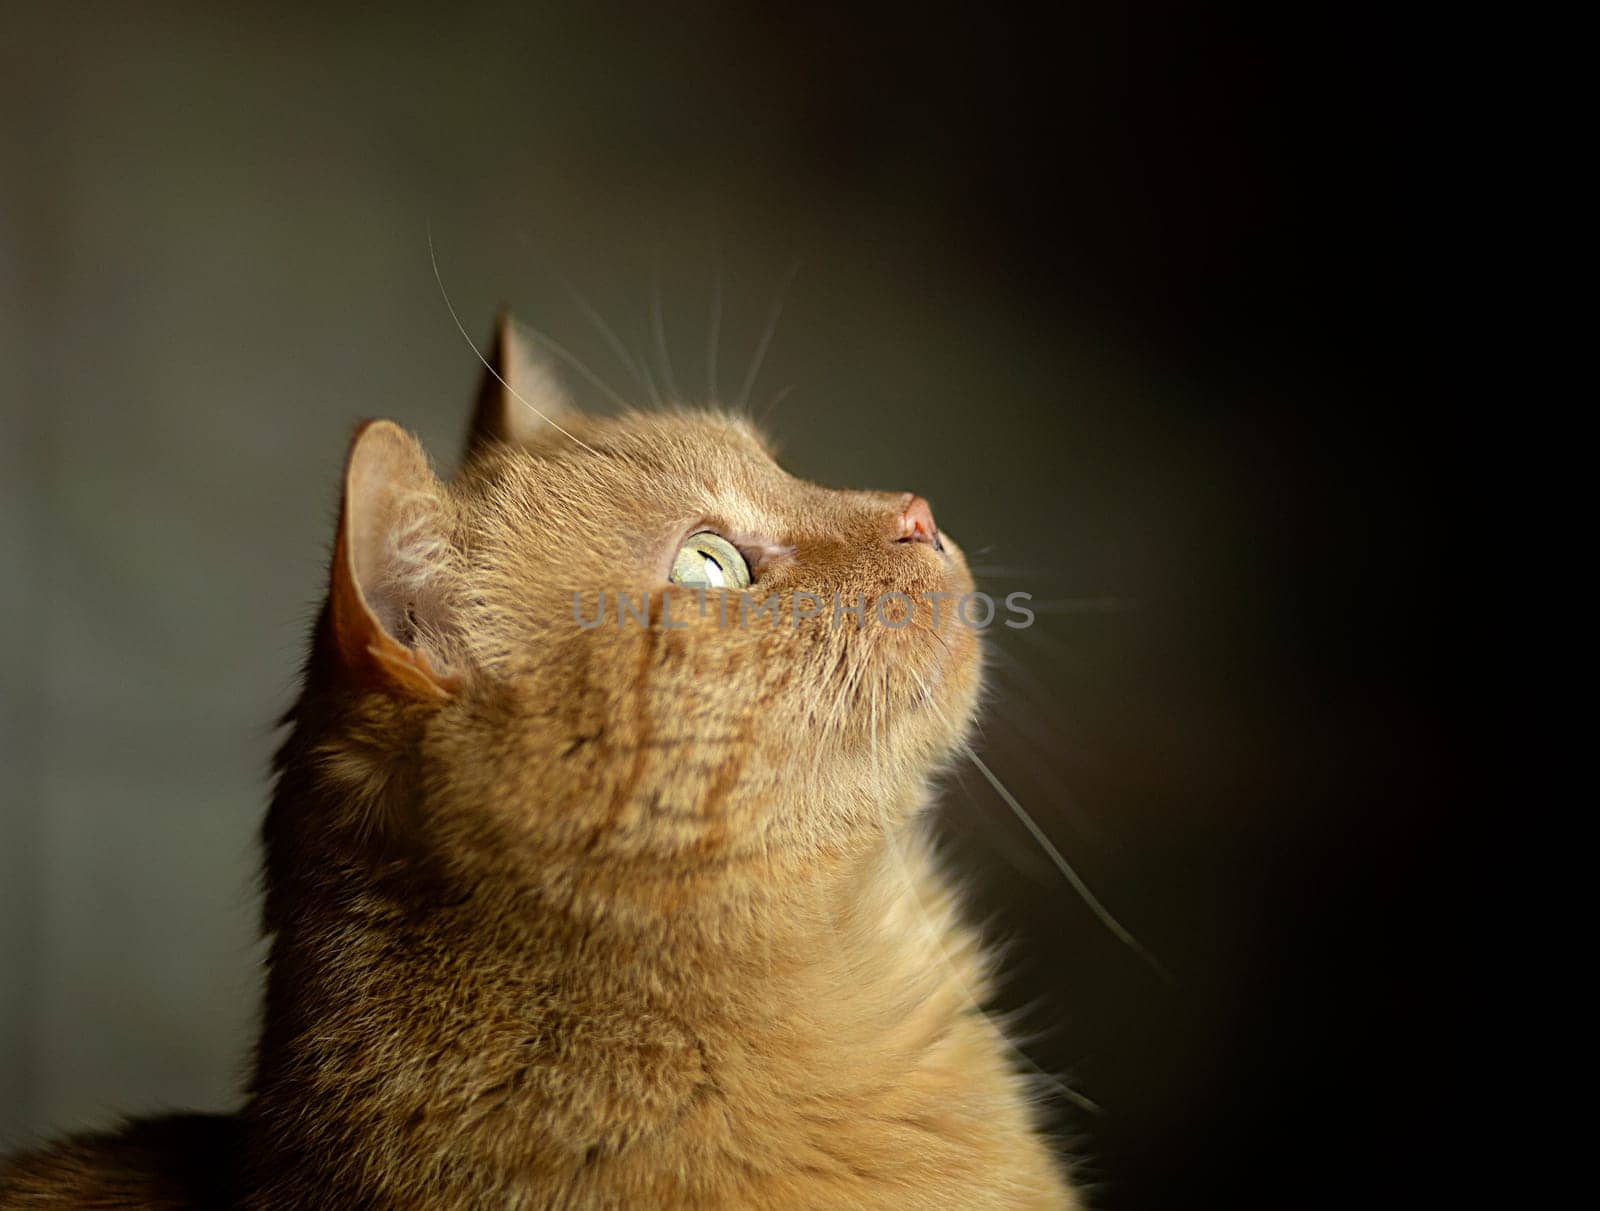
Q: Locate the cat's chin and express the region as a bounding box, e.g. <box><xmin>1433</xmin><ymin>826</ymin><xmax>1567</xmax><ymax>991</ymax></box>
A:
<box><xmin>884</xmin><ymin>616</ymin><xmax>983</xmax><ymax>756</ymax></box>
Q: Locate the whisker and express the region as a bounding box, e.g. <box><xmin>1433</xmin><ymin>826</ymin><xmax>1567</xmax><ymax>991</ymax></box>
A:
<box><xmin>563</xmin><ymin>282</ymin><xmax>662</xmax><ymax>408</ymax></box>
<box><xmin>973</xmin><ymin>685</ymin><xmax>1106</xmax><ymax>847</ymax></box>
<box><xmin>511</xmin><ymin>321</ymin><xmax>635</xmax><ymax>416</ymax></box>
<box><xmin>1004</xmin><ymin>622</ymin><xmax>1097</xmax><ymax>669</ymax></box>
<box><xmin>962</xmin><ymin>744</ymin><xmax>1172</xmax><ymax>983</ymax></box>
<box><xmin>735</xmin><ymin>260</ymin><xmax>801</xmax><ymax>414</ymax></box>
<box><xmin>759</xmin><ymin>383</ymin><xmax>798</xmax><ymax>427</ymax></box>
<box><xmin>707</xmin><ymin>260</ymin><xmax>722</xmax><ymax>403</ymax></box>
<box><xmin>907</xmin><ymin>618</ymin><xmax>955</xmax><ymax>661</ymax></box>
<box><xmin>876</xmin><ymin>668</ymin><xmax>1102</xmax><ymax>1114</ymax></box>
<box><xmin>650</xmin><ymin>253</ymin><xmax>680</xmax><ymax>402</ymax></box>
<box><xmin>426</xmin><ymin>223</ymin><xmax>601</xmax><ymax>457</ymax></box>
<box><xmin>903</xmin><ymin>661</ymin><xmax>1168</xmax><ymax>981</ymax></box>
<box><xmin>950</xmin><ymin>768</ymin><xmax>1056</xmax><ymax>886</ymax></box>
<box><xmin>969</xmin><ymin>565</ymin><xmax>1078</xmax><ymax>580</ymax></box>
<box><xmin>507</xmin><ymin>228</ymin><xmax>640</xmax><ymax>413</ymax></box>
<box><xmin>1026</xmin><ymin>597</ymin><xmax>1139</xmax><ymax>614</ymax></box>
<box><xmin>982</xmin><ymin>661</ymin><xmax>1084</xmax><ymax>753</ymax></box>
<box><xmin>985</xmin><ymin>645</ymin><xmax>1081</xmax><ymax>734</ymax></box>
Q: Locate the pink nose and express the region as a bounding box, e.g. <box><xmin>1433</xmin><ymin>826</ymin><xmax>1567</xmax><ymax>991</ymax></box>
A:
<box><xmin>897</xmin><ymin>494</ymin><xmax>943</xmax><ymax>551</ymax></box>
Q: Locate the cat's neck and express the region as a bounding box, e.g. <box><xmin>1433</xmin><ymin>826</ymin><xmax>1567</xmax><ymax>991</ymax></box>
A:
<box><xmin>241</xmin><ymin>821</ymin><xmax>993</xmax><ymax>1204</ymax></box>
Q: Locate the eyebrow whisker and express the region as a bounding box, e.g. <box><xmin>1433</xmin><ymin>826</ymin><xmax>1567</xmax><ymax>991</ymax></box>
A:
<box><xmin>563</xmin><ymin>280</ymin><xmax>664</xmax><ymax>409</ymax></box>
<box><xmin>760</xmin><ymin>383</ymin><xmax>798</xmax><ymax>427</ymax></box>
<box><xmin>426</xmin><ymin>223</ymin><xmax>603</xmax><ymax>457</ymax></box>
<box><xmin>512</xmin><ymin>321</ymin><xmax>635</xmax><ymax>417</ymax></box>
<box><xmin>651</xmin><ymin>252</ymin><xmax>680</xmax><ymax>403</ymax></box>
<box><xmin>736</xmin><ymin>259</ymin><xmax>801</xmax><ymax>414</ymax></box>
<box><xmin>707</xmin><ymin>257</ymin><xmax>722</xmax><ymax>403</ymax></box>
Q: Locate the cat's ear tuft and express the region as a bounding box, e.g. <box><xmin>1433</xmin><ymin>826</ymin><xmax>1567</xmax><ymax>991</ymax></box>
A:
<box><xmin>462</xmin><ymin>310</ymin><xmax>576</xmax><ymax>458</ymax></box>
<box><xmin>328</xmin><ymin>421</ymin><xmax>461</xmax><ymax>702</ymax></box>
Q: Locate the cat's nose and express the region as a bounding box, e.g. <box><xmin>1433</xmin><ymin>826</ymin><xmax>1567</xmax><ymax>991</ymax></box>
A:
<box><xmin>896</xmin><ymin>494</ymin><xmax>944</xmax><ymax>552</ymax></box>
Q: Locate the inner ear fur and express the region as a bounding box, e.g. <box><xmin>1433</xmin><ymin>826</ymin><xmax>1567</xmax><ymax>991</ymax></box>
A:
<box><xmin>463</xmin><ymin>310</ymin><xmax>577</xmax><ymax>459</ymax></box>
<box><xmin>329</xmin><ymin>420</ymin><xmax>460</xmax><ymax>702</ymax></box>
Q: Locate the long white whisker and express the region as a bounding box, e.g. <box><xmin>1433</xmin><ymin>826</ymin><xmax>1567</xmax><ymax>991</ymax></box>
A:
<box><xmin>426</xmin><ymin>224</ymin><xmax>601</xmax><ymax>457</ymax></box>
<box><xmin>963</xmin><ymin>744</ymin><xmax>1172</xmax><ymax>983</ymax></box>
<box><xmin>969</xmin><ymin>686</ymin><xmax>1105</xmax><ymax>846</ymax></box>
<box><xmin>951</xmin><ymin>768</ymin><xmax>1056</xmax><ymax>885</ymax></box>
<box><xmin>901</xmin><ymin>662</ymin><xmax>1169</xmax><ymax>981</ymax></box>
<box><xmin>875</xmin><ymin>668</ymin><xmax>1102</xmax><ymax>1114</ymax></box>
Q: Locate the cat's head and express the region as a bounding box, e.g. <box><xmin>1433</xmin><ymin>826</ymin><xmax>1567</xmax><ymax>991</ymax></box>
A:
<box><xmin>273</xmin><ymin>316</ymin><xmax>982</xmax><ymax>925</ymax></box>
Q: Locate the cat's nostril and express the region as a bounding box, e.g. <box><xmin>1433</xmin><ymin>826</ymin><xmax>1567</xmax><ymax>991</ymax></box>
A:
<box><xmin>897</xmin><ymin>494</ymin><xmax>943</xmax><ymax>552</ymax></box>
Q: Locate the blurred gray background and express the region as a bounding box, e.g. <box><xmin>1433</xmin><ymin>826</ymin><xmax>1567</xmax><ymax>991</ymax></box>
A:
<box><xmin>2</xmin><ymin>5</ymin><xmax>1452</xmax><ymax>1208</ymax></box>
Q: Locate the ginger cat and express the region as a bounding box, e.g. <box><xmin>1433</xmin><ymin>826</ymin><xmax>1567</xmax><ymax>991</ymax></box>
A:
<box><xmin>1</xmin><ymin>317</ymin><xmax>1078</xmax><ymax>1209</ymax></box>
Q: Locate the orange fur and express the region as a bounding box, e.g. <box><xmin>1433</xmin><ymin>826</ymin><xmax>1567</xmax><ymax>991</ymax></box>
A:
<box><xmin>2</xmin><ymin>323</ymin><xmax>1078</xmax><ymax>1209</ymax></box>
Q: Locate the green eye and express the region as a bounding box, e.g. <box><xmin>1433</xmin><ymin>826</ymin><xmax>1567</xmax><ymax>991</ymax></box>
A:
<box><xmin>670</xmin><ymin>532</ymin><xmax>751</xmax><ymax>589</ymax></box>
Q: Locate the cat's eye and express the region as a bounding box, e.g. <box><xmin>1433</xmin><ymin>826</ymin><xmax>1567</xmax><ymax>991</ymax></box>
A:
<box><xmin>670</xmin><ymin>532</ymin><xmax>751</xmax><ymax>589</ymax></box>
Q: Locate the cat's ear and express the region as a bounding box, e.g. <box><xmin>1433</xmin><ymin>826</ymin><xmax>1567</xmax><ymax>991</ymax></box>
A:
<box><xmin>328</xmin><ymin>421</ymin><xmax>460</xmax><ymax>702</ymax></box>
<box><xmin>463</xmin><ymin>311</ymin><xmax>576</xmax><ymax>458</ymax></box>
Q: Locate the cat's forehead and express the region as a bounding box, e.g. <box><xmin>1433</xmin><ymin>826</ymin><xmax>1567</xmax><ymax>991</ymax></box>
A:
<box><xmin>573</xmin><ymin>410</ymin><xmax>776</xmax><ymax>469</ymax></box>
<box><xmin>502</xmin><ymin>409</ymin><xmax>791</xmax><ymax>503</ymax></box>
<box><xmin>462</xmin><ymin>408</ymin><xmax>812</xmax><ymax>543</ymax></box>
<box><xmin>591</xmin><ymin>412</ymin><xmax>795</xmax><ymax>531</ymax></box>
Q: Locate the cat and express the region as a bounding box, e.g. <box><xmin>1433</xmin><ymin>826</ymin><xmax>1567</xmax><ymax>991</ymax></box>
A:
<box><xmin>1</xmin><ymin>316</ymin><xmax>1079</xmax><ymax>1209</ymax></box>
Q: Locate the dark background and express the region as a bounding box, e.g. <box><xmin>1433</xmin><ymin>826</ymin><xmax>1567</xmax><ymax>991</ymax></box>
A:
<box><xmin>1</xmin><ymin>4</ymin><xmax>1456</xmax><ymax>1207</ymax></box>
